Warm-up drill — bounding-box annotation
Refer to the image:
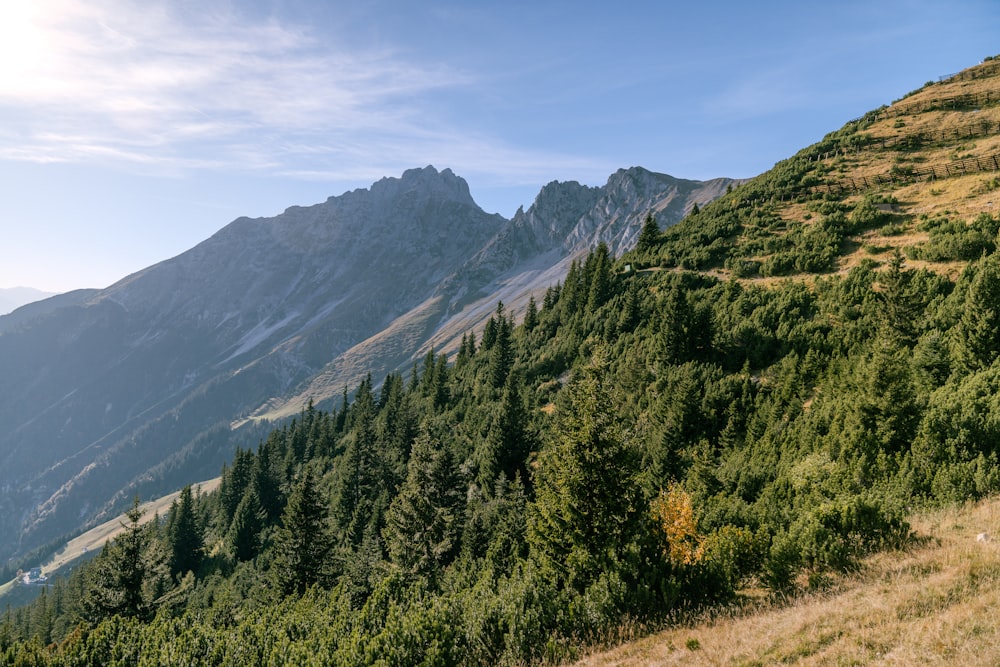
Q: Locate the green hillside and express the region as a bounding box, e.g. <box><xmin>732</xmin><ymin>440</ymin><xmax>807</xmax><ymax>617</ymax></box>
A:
<box><xmin>4</xmin><ymin>56</ymin><xmax>1000</xmax><ymax>665</ymax></box>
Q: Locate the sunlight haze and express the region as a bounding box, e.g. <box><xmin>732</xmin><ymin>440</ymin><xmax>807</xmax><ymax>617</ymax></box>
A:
<box><xmin>0</xmin><ymin>0</ymin><xmax>997</xmax><ymax>292</ymax></box>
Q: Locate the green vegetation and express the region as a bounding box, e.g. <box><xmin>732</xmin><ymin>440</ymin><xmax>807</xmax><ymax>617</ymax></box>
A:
<box><xmin>4</xmin><ymin>62</ymin><xmax>1000</xmax><ymax>665</ymax></box>
<box><xmin>4</xmin><ymin>222</ymin><xmax>998</xmax><ymax>664</ymax></box>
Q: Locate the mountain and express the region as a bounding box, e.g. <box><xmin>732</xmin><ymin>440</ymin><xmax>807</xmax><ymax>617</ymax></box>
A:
<box><xmin>0</xmin><ymin>287</ymin><xmax>57</xmax><ymax>316</ymax></box>
<box><xmin>5</xmin><ymin>55</ymin><xmax>1000</xmax><ymax>667</ymax></box>
<box><xmin>0</xmin><ymin>165</ymin><xmax>738</xmax><ymax>562</ymax></box>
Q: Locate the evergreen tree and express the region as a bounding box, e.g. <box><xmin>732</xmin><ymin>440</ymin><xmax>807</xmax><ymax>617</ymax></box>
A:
<box><xmin>383</xmin><ymin>430</ymin><xmax>463</xmax><ymax>580</ymax></box>
<box><xmin>527</xmin><ymin>351</ymin><xmax>640</xmax><ymax>590</ymax></box>
<box><xmin>274</xmin><ymin>465</ymin><xmax>334</xmax><ymax>595</ymax></box>
<box><xmin>487</xmin><ymin>302</ymin><xmax>514</xmax><ymax>389</ymax></box>
<box><xmin>562</xmin><ymin>260</ymin><xmax>583</xmax><ymax>314</ymax></box>
<box><xmin>167</xmin><ymin>485</ymin><xmax>203</xmax><ymax>578</ymax></box>
<box><xmin>617</xmin><ymin>280</ymin><xmax>642</xmax><ymax>333</ymax></box>
<box><xmin>523</xmin><ymin>294</ymin><xmax>539</xmax><ymax>331</ymax></box>
<box><xmin>477</xmin><ymin>373</ymin><xmax>533</xmax><ymax>490</ymax></box>
<box><xmin>660</xmin><ymin>285</ymin><xmax>694</xmax><ymax>364</ymax></box>
<box><xmin>585</xmin><ymin>242</ymin><xmax>613</xmax><ymax>311</ymax></box>
<box><xmin>957</xmin><ymin>255</ymin><xmax>1000</xmax><ymax>371</ymax></box>
<box><xmin>542</xmin><ymin>283</ymin><xmax>561</xmax><ymax>311</ymax></box>
<box><xmin>433</xmin><ymin>353</ymin><xmax>450</xmax><ymax>409</ymax></box>
<box><xmin>82</xmin><ymin>499</ymin><xmax>159</xmax><ymax>622</ymax></box>
<box><xmin>332</xmin><ymin>378</ymin><xmax>391</xmax><ymax>546</ymax></box>
<box><xmin>254</xmin><ymin>437</ymin><xmax>285</xmax><ymax>524</ymax></box>
<box><xmin>228</xmin><ymin>488</ymin><xmax>265</xmax><ymax>562</ymax></box>
<box><xmin>636</xmin><ymin>212</ymin><xmax>661</xmax><ymax>253</ymax></box>
<box><xmin>480</xmin><ymin>315</ymin><xmax>498</xmax><ymax>351</ymax></box>
<box><xmin>878</xmin><ymin>250</ymin><xmax>921</xmax><ymax>344</ymax></box>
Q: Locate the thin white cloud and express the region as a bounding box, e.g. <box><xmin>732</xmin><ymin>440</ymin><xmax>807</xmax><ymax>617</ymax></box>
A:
<box><xmin>0</xmin><ymin>0</ymin><xmax>523</xmax><ymax>177</ymax></box>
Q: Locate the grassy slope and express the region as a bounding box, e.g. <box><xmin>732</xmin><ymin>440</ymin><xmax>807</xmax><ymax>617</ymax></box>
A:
<box><xmin>748</xmin><ymin>58</ymin><xmax>1000</xmax><ymax>283</ymax></box>
<box><xmin>576</xmin><ymin>496</ymin><xmax>1000</xmax><ymax>666</ymax></box>
<box><xmin>577</xmin><ymin>57</ymin><xmax>1000</xmax><ymax>667</ymax></box>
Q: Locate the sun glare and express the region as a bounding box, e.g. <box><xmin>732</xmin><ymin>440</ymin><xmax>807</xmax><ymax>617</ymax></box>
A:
<box><xmin>0</xmin><ymin>3</ymin><xmax>50</xmax><ymax>88</ymax></box>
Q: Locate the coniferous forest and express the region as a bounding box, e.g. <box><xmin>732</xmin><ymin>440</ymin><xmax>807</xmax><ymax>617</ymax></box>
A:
<box><xmin>6</xmin><ymin>67</ymin><xmax>1000</xmax><ymax>664</ymax></box>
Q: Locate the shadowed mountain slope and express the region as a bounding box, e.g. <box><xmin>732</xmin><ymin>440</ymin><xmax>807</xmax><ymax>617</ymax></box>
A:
<box><xmin>0</xmin><ymin>165</ymin><xmax>737</xmax><ymax>562</ymax></box>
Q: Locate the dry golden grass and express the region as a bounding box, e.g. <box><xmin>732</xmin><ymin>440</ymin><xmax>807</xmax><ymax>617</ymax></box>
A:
<box><xmin>756</xmin><ymin>62</ymin><xmax>1000</xmax><ymax>286</ymax></box>
<box><xmin>574</xmin><ymin>496</ymin><xmax>1000</xmax><ymax>666</ymax></box>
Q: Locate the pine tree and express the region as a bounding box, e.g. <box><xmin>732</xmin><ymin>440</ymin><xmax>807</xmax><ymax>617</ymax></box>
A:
<box><xmin>383</xmin><ymin>430</ymin><xmax>463</xmax><ymax>580</ymax></box>
<box><xmin>523</xmin><ymin>294</ymin><xmax>539</xmax><ymax>331</ymax></box>
<box><xmin>167</xmin><ymin>485</ymin><xmax>203</xmax><ymax>578</ymax></box>
<box><xmin>527</xmin><ymin>351</ymin><xmax>640</xmax><ymax>590</ymax></box>
<box><xmin>228</xmin><ymin>488</ymin><xmax>265</xmax><ymax>562</ymax></box>
<box><xmin>83</xmin><ymin>498</ymin><xmax>158</xmax><ymax>622</ymax></box>
<box><xmin>957</xmin><ymin>255</ymin><xmax>1000</xmax><ymax>371</ymax></box>
<box><xmin>636</xmin><ymin>212</ymin><xmax>661</xmax><ymax>253</ymax></box>
<box><xmin>274</xmin><ymin>465</ymin><xmax>334</xmax><ymax>595</ymax></box>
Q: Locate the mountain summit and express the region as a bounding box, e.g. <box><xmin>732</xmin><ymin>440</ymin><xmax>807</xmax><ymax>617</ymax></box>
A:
<box><xmin>0</xmin><ymin>165</ymin><xmax>738</xmax><ymax>561</ymax></box>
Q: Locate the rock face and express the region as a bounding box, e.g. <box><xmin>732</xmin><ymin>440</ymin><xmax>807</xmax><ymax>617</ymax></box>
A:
<box><xmin>0</xmin><ymin>165</ymin><xmax>740</xmax><ymax>561</ymax></box>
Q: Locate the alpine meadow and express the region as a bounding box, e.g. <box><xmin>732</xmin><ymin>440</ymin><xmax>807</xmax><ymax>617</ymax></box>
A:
<box><xmin>6</xmin><ymin>55</ymin><xmax>1000</xmax><ymax>666</ymax></box>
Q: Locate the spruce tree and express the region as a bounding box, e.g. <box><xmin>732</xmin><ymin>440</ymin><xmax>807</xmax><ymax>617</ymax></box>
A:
<box><xmin>527</xmin><ymin>351</ymin><xmax>640</xmax><ymax>590</ymax></box>
<box><xmin>167</xmin><ymin>485</ymin><xmax>203</xmax><ymax>578</ymax></box>
<box><xmin>878</xmin><ymin>250</ymin><xmax>920</xmax><ymax>344</ymax></box>
<box><xmin>477</xmin><ymin>373</ymin><xmax>533</xmax><ymax>490</ymax></box>
<box><xmin>487</xmin><ymin>302</ymin><xmax>514</xmax><ymax>389</ymax></box>
<box><xmin>83</xmin><ymin>498</ymin><xmax>158</xmax><ymax>622</ymax></box>
<box><xmin>660</xmin><ymin>285</ymin><xmax>694</xmax><ymax>364</ymax></box>
<box><xmin>957</xmin><ymin>255</ymin><xmax>1000</xmax><ymax>371</ymax></box>
<box><xmin>383</xmin><ymin>430</ymin><xmax>462</xmax><ymax>580</ymax></box>
<box><xmin>585</xmin><ymin>242</ymin><xmax>612</xmax><ymax>310</ymax></box>
<box><xmin>523</xmin><ymin>294</ymin><xmax>539</xmax><ymax>331</ymax></box>
<box><xmin>274</xmin><ymin>465</ymin><xmax>334</xmax><ymax>595</ymax></box>
<box><xmin>228</xmin><ymin>488</ymin><xmax>264</xmax><ymax>562</ymax></box>
<box><xmin>254</xmin><ymin>438</ymin><xmax>285</xmax><ymax>524</ymax></box>
<box><xmin>636</xmin><ymin>212</ymin><xmax>661</xmax><ymax>252</ymax></box>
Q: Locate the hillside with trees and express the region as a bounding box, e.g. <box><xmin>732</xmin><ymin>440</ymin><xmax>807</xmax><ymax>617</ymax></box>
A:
<box><xmin>4</xmin><ymin>56</ymin><xmax>1000</xmax><ymax>665</ymax></box>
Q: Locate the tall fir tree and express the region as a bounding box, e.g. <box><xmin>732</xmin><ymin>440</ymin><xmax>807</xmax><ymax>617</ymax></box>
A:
<box><xmin>383</xmin><ymin>429</ymin><xmax>463</xmax><ymax>581</ymax></box>
<box><xmin>957</xmin><ymin>254</ymin><xmax>1000</xmax><ymax>371</ymax></box>
<box><xmin>227</xmin><ymin>487</ymin><xmax>265</xmax><ymax>562</ymax></box>
<box><xmin>523</xmin><ymin>294</ymin><xmax>539</xmax><ymax>331</ymax></box>
<box><xmin>527</xmin><ymin>351</ymin><xmax>640</xmax><ymax>590</ymax></box>
<box><xmin>487</xmin><ymin>302</ymin><xmax>514</xmax><ymax>389</ymax></box>
<box><xmin>477</xmin><ymin>373</ymin><xmax>533</xmax><ymax>490</ymax></box>
<box><xmin>636</xmin><ymin>212</ymin><xmax>661</xmax><ymax>253</ymax></box>
<box><xmin>167</xmin><ymin>485</ymin><xmax>203</xmax><ymax>578</ymax></box>
<box><xmin>82</xmin><ymin>499</ymin><xmax>160</xmax><ymax>622</ymax></box>
<box><xmin>273</xmin><ymin>465</ymin><xmax>334</xmax><ymax>595</ymax></box>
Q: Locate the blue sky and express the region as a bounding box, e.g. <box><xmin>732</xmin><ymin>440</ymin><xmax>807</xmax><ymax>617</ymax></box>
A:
<box><xmin>1</xmin><ymin>0</ymin><xmax>998</xmax><ymax>292</ymax></box>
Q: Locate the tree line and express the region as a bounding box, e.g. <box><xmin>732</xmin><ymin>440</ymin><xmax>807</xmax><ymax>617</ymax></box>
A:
<box><xmin>5</xmin><ymin>142</ymin><xmax>1000</xmax><ymax>663</ymax></box>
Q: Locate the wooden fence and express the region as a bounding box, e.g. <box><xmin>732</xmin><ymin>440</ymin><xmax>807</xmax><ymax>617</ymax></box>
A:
<box><xmin>815</xmin><ymin>152</ymin><xmax>1000</xmax><ymax>195</ymax></box>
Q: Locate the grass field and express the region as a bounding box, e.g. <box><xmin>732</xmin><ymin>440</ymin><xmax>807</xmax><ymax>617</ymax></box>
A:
<box><xmin>575</xmin><ymin>496</ymin><xmax>1000</xmax><ymax>666</ymax></box>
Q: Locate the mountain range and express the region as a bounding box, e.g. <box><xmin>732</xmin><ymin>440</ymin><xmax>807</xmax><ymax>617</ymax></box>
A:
<box><xmin>0</xmin><ymin>287</ymin><xmax>55</xmax><ymax>316</ymax></box>
<box><xmin>0</xmin><ymin>165</ymin><xmax>738</xmax><ymax>563</ymax></box>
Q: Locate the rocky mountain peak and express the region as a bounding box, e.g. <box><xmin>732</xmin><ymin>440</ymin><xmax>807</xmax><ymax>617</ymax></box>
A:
<box><xmin>366</xmin><ymin>165</ymin><xmax>476</xmax><ymax>209</ymax></box>
<box><xmin>0</xmin><ymin>165</ymin><xmax>740</xmax><ymax>565</ymax></box>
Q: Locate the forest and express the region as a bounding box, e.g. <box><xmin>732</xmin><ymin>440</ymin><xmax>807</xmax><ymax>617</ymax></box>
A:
<box><xmin>5</xmin><ymin>101</ymin><xmax>1000</xmax><ymax>664</ymax></box>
